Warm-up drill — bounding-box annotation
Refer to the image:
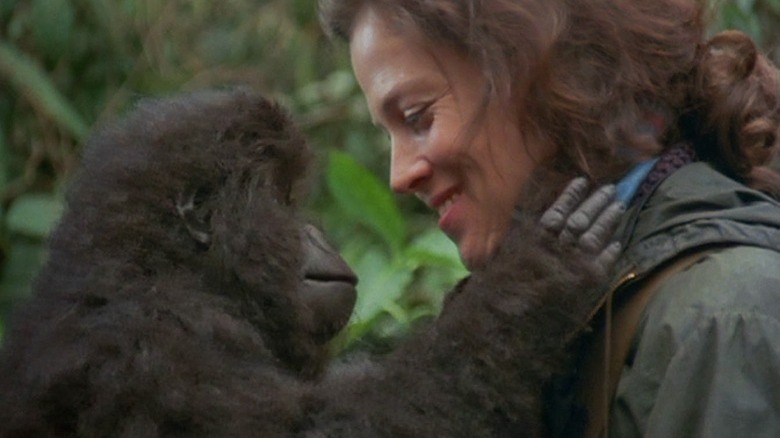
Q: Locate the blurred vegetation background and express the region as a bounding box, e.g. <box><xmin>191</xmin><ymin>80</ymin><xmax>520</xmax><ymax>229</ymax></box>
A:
<box><xmin>0</xmin><ymin>0</ymin><xmax>778</xmax><ymax>351</ymax></box>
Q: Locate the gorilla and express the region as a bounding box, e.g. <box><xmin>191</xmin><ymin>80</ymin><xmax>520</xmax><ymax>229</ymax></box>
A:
<box><xmin>0</xmin><ymin>89</ymin><xmax>621</xmax><ymax>437</ymax></box>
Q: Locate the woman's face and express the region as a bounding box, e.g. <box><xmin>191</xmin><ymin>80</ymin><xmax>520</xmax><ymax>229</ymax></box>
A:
<box><xmin>350</xmin><ymin>7</ymin><xmax>550</xmax><ymax>268</ymax></box>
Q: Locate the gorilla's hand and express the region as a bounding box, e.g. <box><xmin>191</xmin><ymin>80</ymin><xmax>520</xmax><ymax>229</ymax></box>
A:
<box><xmin>539</xmin><ymin>177</ymin><xmax>623</xmax><ymax>276</ymax></box>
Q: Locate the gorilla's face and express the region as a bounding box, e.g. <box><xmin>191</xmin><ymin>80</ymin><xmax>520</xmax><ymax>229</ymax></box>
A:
<box><xmin>191</xmin><ymin>169</ymin><xmax>357</xmax><ymax>348</ymax></box>
<box><xmin>158</xmin><ymin>91</ymin><xmax>358</xmax><ymax>348</ymax></box>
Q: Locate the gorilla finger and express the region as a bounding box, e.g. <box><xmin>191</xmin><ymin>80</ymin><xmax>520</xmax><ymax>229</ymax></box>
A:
<box><xmin>539</xmin><ymin>177</ymin><xmax>590</xmax><ymax>232</ymax></box>
<box><xmin>578</xmin><ymin>202</ymin><xmax>625</xmax><ymax>253</ymax></box>
<box><xmin>592</xmin><ymin>241</ymin><xmax>622</xmax><ymax>277</ymax></box>
<box><xmin>559</xmin><ymin>227</ymin><xmax>577</xmax><ymax>246</ymax></box>
<box><xmin>562</xmin><ymin>184</ymin><xmax>617</xmax><ymax>239</ymax></box>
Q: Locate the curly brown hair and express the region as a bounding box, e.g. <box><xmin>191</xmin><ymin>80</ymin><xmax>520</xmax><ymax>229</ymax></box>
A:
<box><xmin>320</xmin><ymin>0</ymin><xmax>780</xmax><ymax>197</ymax></box>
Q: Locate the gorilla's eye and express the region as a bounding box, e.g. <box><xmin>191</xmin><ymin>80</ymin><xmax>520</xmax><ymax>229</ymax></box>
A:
<box><xmin>256</xmin><ymin>142</ymin><xmax>280</xmax><ymax>161</ymax></box>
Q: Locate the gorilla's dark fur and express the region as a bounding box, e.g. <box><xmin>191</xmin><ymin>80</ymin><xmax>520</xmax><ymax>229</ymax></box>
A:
<box><xmin>0</xmin><ymin>90</ymin><xmax>608</xmax><ymax>437</ymax></box>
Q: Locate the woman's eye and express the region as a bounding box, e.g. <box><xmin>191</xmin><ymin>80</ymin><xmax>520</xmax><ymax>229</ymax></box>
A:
<box><xmin>403</xmin><ymin>105</ymin><xmax>433</xmax><ymax>134</ymax></box>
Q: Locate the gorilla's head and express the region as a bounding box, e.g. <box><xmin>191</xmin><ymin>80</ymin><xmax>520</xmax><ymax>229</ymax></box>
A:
<box><xmin>57</xmin><ymin>89</ymin><xmax>357</xmax><ymax>375</ymax></box>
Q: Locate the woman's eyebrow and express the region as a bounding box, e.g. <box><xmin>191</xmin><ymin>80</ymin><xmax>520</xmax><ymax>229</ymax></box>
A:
<box><xmin>368</xmin><ymin>85</ymin><xmax>405</xmax><ymax>129</ymax></box>
<box><xmin>379</xmin><ymin>86</ymin><xmax>404</xmax><ymax>120</ymax></box>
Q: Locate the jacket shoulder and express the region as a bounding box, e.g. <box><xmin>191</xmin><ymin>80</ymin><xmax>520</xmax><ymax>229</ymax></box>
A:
<box><xmin>611</xmin><ymin>245</ymin><xmax>780</xmax><ymax>437</ymax></box>
<box><xmin>645</xmin><ymin>245</ymin><xmax>780</xmax><ymax>325</ymax></box>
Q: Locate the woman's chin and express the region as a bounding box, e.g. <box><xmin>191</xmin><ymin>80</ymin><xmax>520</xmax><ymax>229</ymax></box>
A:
<box><xmin>458</xmin><ymin>244</ymin><xmax>489</xmax><ymax>271</ymax></box>
<box><xmin>457</xmin><ymin>230</ymin><xmax>507</xmax><ymax>271</ymax></box>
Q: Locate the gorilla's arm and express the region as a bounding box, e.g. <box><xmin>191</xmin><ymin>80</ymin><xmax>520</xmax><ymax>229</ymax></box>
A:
<box><xmin>303</xmin><ymin>182</ymin><xmax>620</xmax><ymax>437</ymax></box>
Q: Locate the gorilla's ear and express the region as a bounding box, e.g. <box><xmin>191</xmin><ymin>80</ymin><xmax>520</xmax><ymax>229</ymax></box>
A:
<box><xmin>176</xmin><ymin>188</ymin><xmax>212</xmax><ymax>246</ymax></box>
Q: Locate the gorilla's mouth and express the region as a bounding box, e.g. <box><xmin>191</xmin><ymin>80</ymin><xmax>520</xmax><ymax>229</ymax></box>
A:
<box><xmin>303</xmin><ymin>270</ymin><xmax>358</xmax><ymax>287</ymax></box>
<box><xmin>300</xmin><ymin>273</ymin><xmax>357</xmax><ymax>342</ymax></box>
<box><xmin>300</xmin><ymin>225</ymin><xmax>358</xmax><ymax>341</ymax></box>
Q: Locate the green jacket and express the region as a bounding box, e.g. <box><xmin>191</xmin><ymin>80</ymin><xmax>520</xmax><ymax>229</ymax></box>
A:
<box><xmin>608</xmin><ymin>162</ymin><xmax>780</xmax><ymax>437</ymax></box>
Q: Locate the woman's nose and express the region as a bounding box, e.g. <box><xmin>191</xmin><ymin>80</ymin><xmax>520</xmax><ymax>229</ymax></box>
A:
<box><xmin>389</xmin><ymin>140</ymin><xmax>432</xmax><ymax>194</ymax></box>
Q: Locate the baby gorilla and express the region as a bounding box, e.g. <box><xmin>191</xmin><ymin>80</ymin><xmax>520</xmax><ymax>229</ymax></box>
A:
<box><xmin>0</xmin><ymin>90</ymin><xmax>621</xmax><ymax>437</ymax></box>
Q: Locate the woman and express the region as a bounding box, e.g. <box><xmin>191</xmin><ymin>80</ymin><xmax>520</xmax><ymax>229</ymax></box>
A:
<box><xmin>319</xmin><ymin>0</ymin><xmax>780</xmax><ymax>436</ymax></box>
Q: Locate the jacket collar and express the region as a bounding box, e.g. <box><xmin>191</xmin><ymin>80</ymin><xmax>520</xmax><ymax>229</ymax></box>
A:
<box><xmin>611</xmin><ymin>161</ymin><xmax>780</xmax><ymax>282</ymax></box>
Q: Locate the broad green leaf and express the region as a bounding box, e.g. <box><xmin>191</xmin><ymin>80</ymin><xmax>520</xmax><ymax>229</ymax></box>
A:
<box><xmin>6</xmin><ymin>194</ymin><xmax>64</xmax><ymax>239</ymax></box>
<box><xmin>345</xmin><ymin>248</ymin><xmax>413</xmax><ymax>341</ymax></box>
<box><xmin>326</xmin><ymin>150</ymin><xmax>406</xmax><ymax>253</ymax></box>
<box><xmin>368</xmin><ymin>264</ymin><xmax>413</xmax><ymax>311</ymax></box>
<box><xmin>0</xmin><ymin>42</ymin><xmax>89</xmax><ymax>140</ymax></box>
<box><xmin>30</xmin><ymin>0</ymin><xmax>75</xmax><ymax>61</ymax></box>
<box><xmin>404</xmin><ymin>228</ymin><xmax>467</xmax><ymax>272</ymax></box>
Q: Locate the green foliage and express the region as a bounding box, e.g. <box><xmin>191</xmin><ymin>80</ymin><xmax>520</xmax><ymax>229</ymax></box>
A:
<box><xmin>0</xmin><ymin>0</ymin><xmax>777</xmax><ymax>349</ymax></box>
<box><xmin>712</xmin><ymin>0</ymin><xmax>780</xmax><ymax>57</ymax></box>
<box><xmin>5</xmin><ymin>193</ymin><xmax>63</xmax><ymax>238</ymax></box>
<box><xmin>327</xmin><ymin>150</ymin><xmax>406</xmax><ymax>255</ymax></box>
<box><xmin>0</xmin><ymin>42</ymin><xmax>88</xmax><ymax>140</ymax></box>
<box><xmin>715</xmin><ymin>0</ymin><xmax>765</xmax><ymax>41</ymax></box>
<box><xmin>29</xmin><ymin>0</ymin><xmax>76</xmax><ymax>62</ymax></box>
